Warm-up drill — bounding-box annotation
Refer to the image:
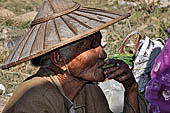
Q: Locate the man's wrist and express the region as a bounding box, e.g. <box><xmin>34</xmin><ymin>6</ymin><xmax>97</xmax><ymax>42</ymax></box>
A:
<box><xmin>123</xmin><ymin>76</ymin><xmax>137</xmax><ymax>90</ymax></box>
<box><xmin>124</xmin><ymin>82</ymin><xmax>138</xmax><ymax>94</ymax></box>
<box><xmin>124</xmin><ymin>82</ymin><xmax>139</xmax><ymax>113</ymax></box>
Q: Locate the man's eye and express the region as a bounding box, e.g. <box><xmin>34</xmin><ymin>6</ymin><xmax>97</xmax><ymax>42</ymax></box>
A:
<box><xmin>90</xmin><ymin>43</ymin><xmax>98</xmax><ymax>48</ymax></box>
<box><xmin>90</xmin><ymin>38</ymin><xmax>101</xmax><ymax>48</ymax></box>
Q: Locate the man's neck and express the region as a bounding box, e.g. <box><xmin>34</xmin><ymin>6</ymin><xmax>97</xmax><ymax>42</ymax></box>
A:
<box><xmin>48</xmin><ymin>63</ymin><xmax>88</xmax><ymax>101</ymax></box>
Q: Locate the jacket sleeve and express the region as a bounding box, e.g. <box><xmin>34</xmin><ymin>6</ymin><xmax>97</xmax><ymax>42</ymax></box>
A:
<box><xmin>123</xmin><ymin>93</ymin><xmax>149</xmax><ymax>113</ymax></box>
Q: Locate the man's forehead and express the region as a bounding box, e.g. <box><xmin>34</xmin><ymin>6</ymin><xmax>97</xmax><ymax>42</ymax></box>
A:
<box><xmin>58</xmin><ymin>32</ymin><xmax>102</xmax><ymax>59</ymax></box>
<box><xmin>69</xmin><ymin>32</ymin><xmax>102</xmax><ymax>46</ymax></box>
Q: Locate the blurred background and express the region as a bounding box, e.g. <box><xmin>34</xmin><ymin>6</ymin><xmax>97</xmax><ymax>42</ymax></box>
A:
<box><xmin>0</xmin><ymin>0</ymin><xmax>170</xmax><ymax>112</ymax></box>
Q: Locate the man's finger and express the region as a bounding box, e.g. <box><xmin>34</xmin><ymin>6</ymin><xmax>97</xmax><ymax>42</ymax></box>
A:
<box><xmin>104</xmin><ymin>67</ymin><xmax>119</xmax><ymax>75</ymax></box>
<box><xmin>107</xmin><ymin>68</ymin><xmax>124</xmax><ymax>79</ymax></box>
<box><xmin>117</xmin><ymin>73</ymin><xmax>131</xmax><ymax>82</ymax></box>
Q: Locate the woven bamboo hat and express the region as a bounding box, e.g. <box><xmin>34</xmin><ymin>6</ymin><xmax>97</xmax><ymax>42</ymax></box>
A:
<box><xmin>1</xmin><ymin>0</ymin><xmax>130</xmax><ymax>69</ymax></box>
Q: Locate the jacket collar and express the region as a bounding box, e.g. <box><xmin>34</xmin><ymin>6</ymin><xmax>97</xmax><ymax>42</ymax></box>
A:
<box><xmin>36</xmin><ymin>67</ymin><xmax>86</xmax><ymax>113</ymax></box>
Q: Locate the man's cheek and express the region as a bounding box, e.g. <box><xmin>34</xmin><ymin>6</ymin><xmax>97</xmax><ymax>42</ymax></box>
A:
<box><xmin>84</xmin><ymin>57</ymin><xmax>97</xmax><ymax>67</ymax></box>
<box><xmin>84</xmin><ymin>52</ymin><xmax>98</xmax><ymax>64</ymax></box>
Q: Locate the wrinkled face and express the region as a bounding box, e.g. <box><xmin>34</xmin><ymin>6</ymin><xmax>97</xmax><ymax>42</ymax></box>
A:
<box><xmin>59</xmin><ymin>32</ymin><xmax>107</xmax><ymax>82</ymax></box>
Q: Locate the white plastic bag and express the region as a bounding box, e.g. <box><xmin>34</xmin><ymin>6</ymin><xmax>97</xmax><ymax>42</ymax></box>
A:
<box><xmin>98</xmin><ymin>79</ymin><xmax>125</xmax><ymax>113</ymax></box>
<box><xmin>133</xmin><ymin>36</ymin><xmax>164</xmax><ymax>93</ymax></box>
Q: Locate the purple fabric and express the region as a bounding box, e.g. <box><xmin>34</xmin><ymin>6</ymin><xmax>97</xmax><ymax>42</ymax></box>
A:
<box><xmin>150</xmin><ymin>40</ymin><xmax>170</xmax><ymax>79</ymax></box>
<box><xmin>168</xmin><ymin>27</ymin><xmax>170</xmax><ymax>34</ymax></box>
<box><xmin>145</xmin><ymin>27</ymin><xmax>170</xmax><ymax>113</ymax></box>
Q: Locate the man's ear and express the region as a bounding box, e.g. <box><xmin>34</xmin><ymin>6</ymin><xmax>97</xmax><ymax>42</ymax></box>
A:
<box><xmin>50</xmin><ymin>50</ymin><xmax>65</xmax><ymax>67</ymax></box>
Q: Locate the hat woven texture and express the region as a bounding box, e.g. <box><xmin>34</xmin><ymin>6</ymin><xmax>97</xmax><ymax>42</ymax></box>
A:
<box><xmin>1</xmin><ymin>0</ymin><xmax>130</xmax><ymax>69</ymax></box>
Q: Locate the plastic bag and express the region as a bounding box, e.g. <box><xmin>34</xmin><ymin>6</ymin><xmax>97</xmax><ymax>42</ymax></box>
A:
<box><xmin>133</xmin><ymin>36</ymin><xmax>164</xmax><ymax>93</ymax></box>
<box><xmin>98</xmin><ymin>79</ymin><xmax>125</xmax><ymax>113</ymax></box>
<box><xmin>107</xmin><ymin>31</ymin><xmax>142</xmax><ymax>68</ymax></box>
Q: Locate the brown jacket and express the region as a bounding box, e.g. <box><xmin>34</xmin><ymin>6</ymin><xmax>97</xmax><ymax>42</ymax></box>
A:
<box><xmin>3</xmin><ymin>68</ymin><xmax>148</xmax><ymax>113</ymax></box>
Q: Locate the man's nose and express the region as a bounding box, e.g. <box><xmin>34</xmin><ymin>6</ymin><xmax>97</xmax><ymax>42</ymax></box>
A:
<box><xmin>97</xmin><ymin>46</ymin><xmax>107</xmax><ymax>59</ymax></box>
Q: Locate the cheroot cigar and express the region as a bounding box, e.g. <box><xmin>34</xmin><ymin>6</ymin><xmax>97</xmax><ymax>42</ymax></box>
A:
<box><xmin>102</xmin><ymin>63</ymin><xmax>116</xmax><ymax>69</ymax></box>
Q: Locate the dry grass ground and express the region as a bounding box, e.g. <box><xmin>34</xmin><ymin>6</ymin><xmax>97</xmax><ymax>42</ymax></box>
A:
<box><xmin>0</xmin><ymin>0</ymin><xmax>170</xmax><ymax>112</ymax></box>
<box><xmin>0</xmin><ymin>95</ymin><xmax>9</xmax><ymax>113</ymax></box>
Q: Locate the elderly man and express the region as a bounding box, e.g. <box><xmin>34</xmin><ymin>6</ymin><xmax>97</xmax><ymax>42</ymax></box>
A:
<box><xmin>1</xmin><ymin>0</ymin><xmax>148</xmax><ymax>113</ymax></box>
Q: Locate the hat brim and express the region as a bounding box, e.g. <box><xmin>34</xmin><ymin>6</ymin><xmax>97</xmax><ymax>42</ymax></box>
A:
<box><xmin>1</xmin><ymin>7</ymin><xmax>130</xmax><ymax>69</ymax></box>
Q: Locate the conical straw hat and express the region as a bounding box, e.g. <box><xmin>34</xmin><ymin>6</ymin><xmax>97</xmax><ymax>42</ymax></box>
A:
<box><xmin>1</xmin><ymin>0</ymin><xmax>130</xmax><ymax>69</ymax></box>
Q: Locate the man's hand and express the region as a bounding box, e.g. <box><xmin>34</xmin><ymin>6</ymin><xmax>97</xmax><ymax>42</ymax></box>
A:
<box><xmin>103</xmin><ymin>59</ymin><xmax>136</xmax><ymax>89</ymax></box>
<box><xmin>103</xmin><ymin>59</ymin><xmax>140</xmax><ymax>113</ymax></box>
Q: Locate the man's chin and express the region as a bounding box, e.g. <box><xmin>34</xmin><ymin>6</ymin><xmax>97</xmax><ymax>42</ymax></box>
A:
<box><xmin>95</xmin><ymin>78</ymin><xmax>105</xmax><ymax>82</ymax></box>
<box><xmin>93</xmin><ymin>69</ymin><xmax>106</xmax><ymax>82</ymax></box>
<box><xmin>94</xmin><ymin>74</ymin><xmax>106</xmax><ymax>82</ymax></box>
